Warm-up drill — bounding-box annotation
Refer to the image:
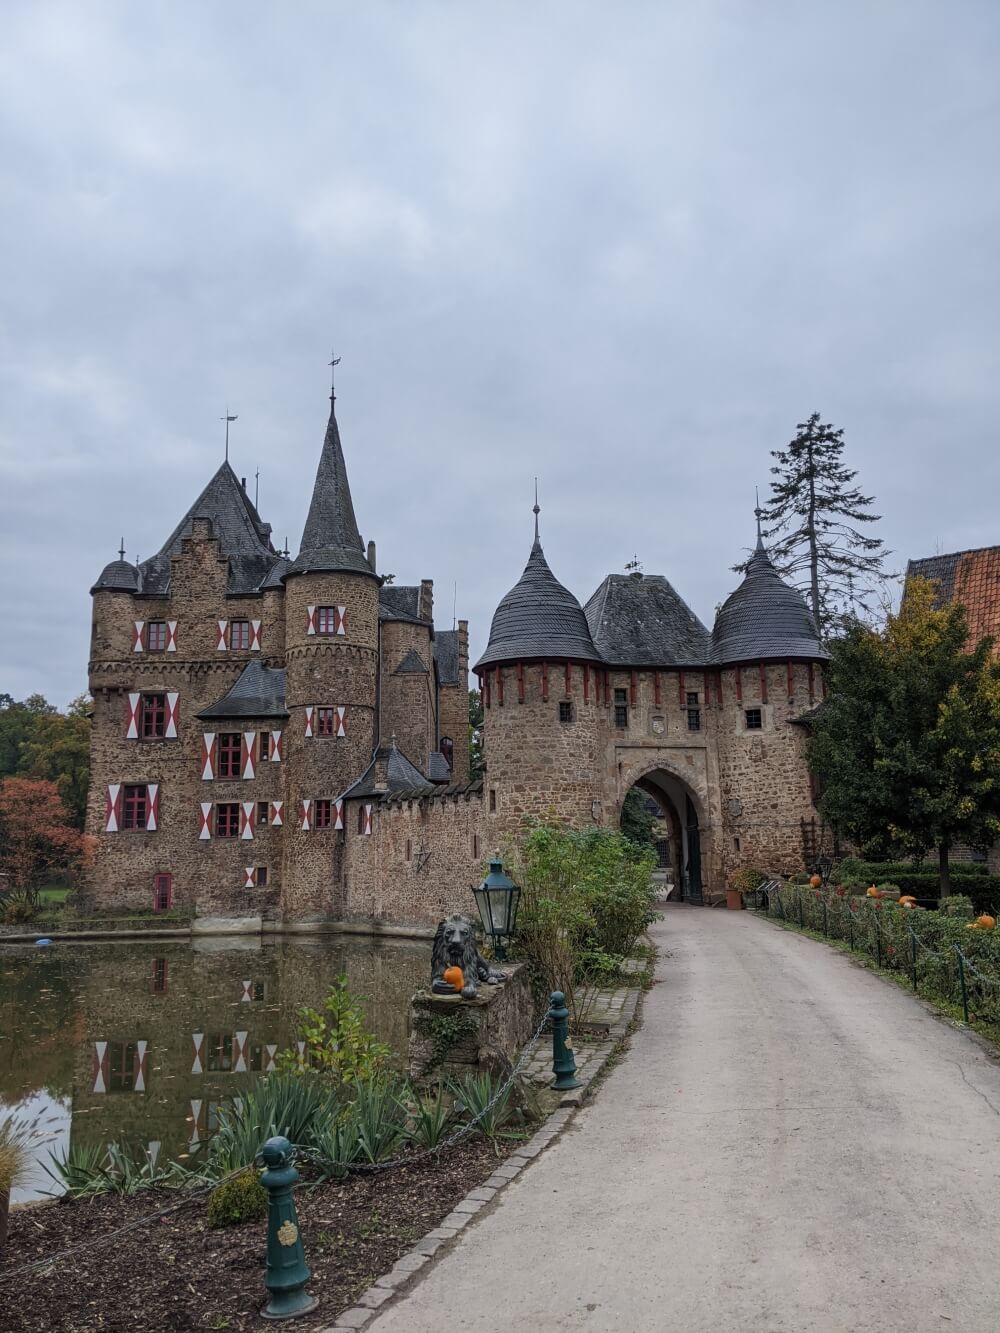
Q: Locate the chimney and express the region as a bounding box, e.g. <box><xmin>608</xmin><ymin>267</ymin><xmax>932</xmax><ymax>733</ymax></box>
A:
<box><xmin>241</xmin><ymin>477</ymin><xmax>247</xmax><ymax>491</ymax></box>
<box><xmin>457</xmin><ymin>619</ymin><xmax>469</xmax><ymax>683</ymax></box>
<box><xmin>367</xmin><ymin>540</ymin><xmax>377</xmax><ymax>573</ymax></box>
<box><xmin>419</xmin><ymin>579</ymin><xmax>434</xmax><ymax>622</ymax></box>
<box><xmin>373</xmin><ymin>748</ymin><xmax>389</xmax><ymax>792</ymax></box>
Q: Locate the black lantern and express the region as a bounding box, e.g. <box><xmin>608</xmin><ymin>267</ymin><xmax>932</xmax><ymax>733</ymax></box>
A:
<box><xmin>472</xmin><ymin>855</ymin><xmax>521</xmax><ymax>961</ymax></box>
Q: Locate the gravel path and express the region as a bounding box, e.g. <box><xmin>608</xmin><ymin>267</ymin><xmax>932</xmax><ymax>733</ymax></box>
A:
<box><xmin>365</xmin><ymin>906</ymin><xmax>1000</xmax><ymax>1332</ymax></box>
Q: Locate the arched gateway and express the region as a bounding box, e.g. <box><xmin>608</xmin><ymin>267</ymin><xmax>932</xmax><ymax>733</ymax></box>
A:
<box><xmin>475</xmin><ymin>506</ymin><xmax>830</xmax><ymax>904</ymax></box>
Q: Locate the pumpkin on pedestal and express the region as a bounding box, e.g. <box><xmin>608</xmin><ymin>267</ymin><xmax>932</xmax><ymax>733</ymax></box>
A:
<box><xmin>442</xmin><ymin>966</ymin><xmax>465</xmax><ymax>991</ymax></box>
<box><xmin>809</xmin><ymin>874</ymin><xmax>823</xmax><ymax>889</ymax></box>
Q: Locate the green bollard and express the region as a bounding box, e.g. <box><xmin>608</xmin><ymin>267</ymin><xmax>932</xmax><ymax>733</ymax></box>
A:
<box><xmin>259</xmin><ymin>1136</ymin><xmax>318</xmax><ymax>1321</ymax></box>
<box><xmin>549</xmin><ymin>991</ymin><xmax>581</xmax><ymax>1091</ymax></box>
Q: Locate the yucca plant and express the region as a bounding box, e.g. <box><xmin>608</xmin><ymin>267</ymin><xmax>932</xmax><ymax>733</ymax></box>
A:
<box><xmin>203</xmin><ymin>1074</ymin><xmax>342</xmax><ymax>1178</ymax></box>
<box><xmin>448</xmin><ymin>1071</ymin><xmax>517</xmax><ymax>1139</ymax></box>
<box><xmin>404</xmin><ymin>1082</ymin><xmax>455</xmax><ymax>1153</ymax></box>
<box><xmin>0</xmin><ymin>1114</ymin><xmax>36</xmax><ymax>1250</ymax></box>
<box><xmin>45</xmin><ymin>1141</ymin><xmax>188</xmax><ymax>1199</ymax></box>
<box><xmin>352</xmin><ymin>1076</ymin><xmax>408</xmax><ymax>1165</ymax></box>
<box><xmin>310</xmin><ymin>1113</ymin><xmax>365</xmax><ymax>1181</ymax></box>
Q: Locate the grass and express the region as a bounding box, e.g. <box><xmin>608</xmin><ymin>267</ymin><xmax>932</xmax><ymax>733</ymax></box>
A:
<box><xmin>36</xmin><ymin>887</ymin><xmax>71</xmax><ymax>905</ymax></box>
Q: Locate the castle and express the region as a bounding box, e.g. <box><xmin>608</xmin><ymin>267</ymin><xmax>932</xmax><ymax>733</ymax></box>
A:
<box><xmin>86</xmin><ymin>390</ymin><xmax>829</xmax><ymax>925</ymax></box>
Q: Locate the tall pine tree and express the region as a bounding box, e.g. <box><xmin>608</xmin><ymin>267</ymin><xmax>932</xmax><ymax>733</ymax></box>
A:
<box><xmin>749</xmin><ymin>412</ymin><xmax>888</xmax><ymax>635</ymax></box>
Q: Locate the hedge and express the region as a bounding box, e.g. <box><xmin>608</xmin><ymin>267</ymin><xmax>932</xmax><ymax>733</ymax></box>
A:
<box><xmin>835</xmin><ymin>859</ymin><xmax>990</xmax><ymax>881</ymax></box>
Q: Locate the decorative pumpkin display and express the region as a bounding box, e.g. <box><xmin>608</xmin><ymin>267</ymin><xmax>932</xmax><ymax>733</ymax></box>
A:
<box><xmin>442</xmin><ymin>966</ymin><xmax>465</xmax><ymax>990</ymax></box>
<box><xmin>809</xmin><ymin>874</ymin><xmax>823</xmax><ymax>889</ymax></box>
<box><xmin>901</xmin><ymin>900</ymin><xmax>916</xmax><ymax>909</ymax></box>
<box><xmin>866</xmin><ymin>886</ymin><xmax>880</xmax><ymax>898</ymax></box>
<box><xmin>898</xmin><ymin>895</ymin><xmax>917</xmax><ymax>904</ymax></box>
<box><xmin>975</xmin><ymin>915</ymin><xmax>996</xmax><ymax>930</ymax></box>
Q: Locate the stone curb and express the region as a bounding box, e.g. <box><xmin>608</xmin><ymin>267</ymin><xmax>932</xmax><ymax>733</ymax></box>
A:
<box><xmin>316</xmin><ymin>981</ymin><xmax>645</xmax><ymax>1332</ymax></box>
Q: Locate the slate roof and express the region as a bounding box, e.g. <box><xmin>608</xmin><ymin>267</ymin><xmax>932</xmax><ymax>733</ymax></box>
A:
<box><xmin>710</xmin><ymin>541</ymin><xmax>828</xmax><ymax>665</ymax></box>
<box><xmin>379</xmin><ymin>585</ymin><xmax>422</xmax><ymax>619</ymax></box>
<box><xmin>91</xmin><ymin>558</ymin><xmax>141</xmax><ymax>594</ymax></box>
<box><xmin>427</xmin><ymin>751</ymin><xmax>452</xmax><ymax>782</ymax></box>
<box><xmin>127</xmin><ymin>461</ymin><xmax>278</xmax><ymax>597</ymax></box>
<box><xmin>584</xmin><ymin>574</ymin><xmax>711</xmax><ymax>667</ymax></box>
<box><xmin>340</xmin><ymin>742</ymin><xmax>435</xmax><ymax>800</ymax></box>
<box><xmin>197</xmin><ymin>661</ymin><xmax>289</xmax><ymax>719</ymax></box>
<box><xmin>434</xmin><ymin>630</ymin><xmax>460</xmax><ymax>685</ymax></box>
<box><xmin>907</xmin><ymin>546</ymin><xmax>1000</xmax><ymax>650</ymax></box>
<box><xmin>474</xmin><ymin>532</ymin><xmax>601</xmax><ymax>671</ymax></box>
<box><xmin>288</xmin><ymin>401</ymin><xmax>375</xmax><ymax>579</ymax></box>
<box><xmin>395</xmin><ymin>648</ymin><xmax>428</xmax><ymax>674</ymax></box>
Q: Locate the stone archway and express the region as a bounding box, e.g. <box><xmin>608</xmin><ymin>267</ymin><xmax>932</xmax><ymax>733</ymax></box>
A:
<box><xmin>615</xmin><ymin>753</ymin><xmax>716</xmax><ymax>903</ymax></box>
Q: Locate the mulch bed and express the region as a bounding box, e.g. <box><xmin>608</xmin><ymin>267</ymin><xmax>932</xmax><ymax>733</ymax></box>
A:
<box><xmin>0</xmin><ymin>1136</ymin><xmax>517</xmax><ymax>1331</ymax></box>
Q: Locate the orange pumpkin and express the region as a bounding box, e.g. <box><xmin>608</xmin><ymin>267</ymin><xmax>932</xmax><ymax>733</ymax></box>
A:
<box><xmin>809</xmin><ymin>874</ymin><xmax>823</xmax><ymax>888</ymax></box>
<box><xmin>443</xmin><ymin>966</ymin><xmax>465</xmax><ymax>990</ymax></box>
<box><xmin>975</xmin><ymin>915</ymin><xmax>996</xmax><ymax>930</ymax></box>
<box><xmin>866</xmin><ymin>886</ymin><xmax>880</xmax><ymax>898</ymax></box>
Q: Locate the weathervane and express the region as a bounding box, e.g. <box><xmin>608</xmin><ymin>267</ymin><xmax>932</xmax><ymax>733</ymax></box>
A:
<box><xmin>533</xmin><ymin>478</ymin><xmax>540</xmax><ymax>542</ymax></box>
<box><xmin>754</xmin><ymin>485</ymin><xmax>764</xmax><ymax>547</ymax></box>
<box><xmin>118</xmin><ymin>537</ymin><xmax>126</xmax><ymax>562</ymax></box>
<box><xmin>220</xmin><ymin>409</ymin><xmax>238</xmax><ymax>461</ymax></box>
<box><xmin>329</xmin><ymin>352</ymin><xmax>341</xmax><ymax>401</ymax></box>
<box><xmin>625</xmin><ymin>554</ymin><xmax>643</xmax><ymax>574</ymax></box>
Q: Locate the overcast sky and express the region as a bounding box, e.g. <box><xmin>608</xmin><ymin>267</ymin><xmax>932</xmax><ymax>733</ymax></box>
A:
<box><xmin>2</xmin><ymin>1</ymin><xmax>999</xmax><ymax>708</ymax></box>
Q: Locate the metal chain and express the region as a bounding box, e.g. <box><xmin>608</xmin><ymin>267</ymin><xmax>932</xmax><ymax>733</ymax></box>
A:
<box><xmin>956</xmin><ymin>948</ymin><xmax>1000</xmax><ymax>989</ymax></box>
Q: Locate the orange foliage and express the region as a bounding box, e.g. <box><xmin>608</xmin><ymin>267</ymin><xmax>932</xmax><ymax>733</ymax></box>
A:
<box><xmin>0</xmin><ymin>777</ymin><xmax>92</xmax><ymax>891</ymax></box>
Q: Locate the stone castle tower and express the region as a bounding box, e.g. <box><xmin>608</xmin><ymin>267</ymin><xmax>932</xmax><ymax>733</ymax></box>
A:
<box><xmin>86</xmin><ymin>391</ymin><xmax>469</xmax><ymax>922</ymax></box>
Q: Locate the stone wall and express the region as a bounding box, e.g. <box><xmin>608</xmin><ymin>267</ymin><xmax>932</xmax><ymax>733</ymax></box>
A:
<box><xmin>380</xmin><ymin>619</ymin><xmax>436</xmax><ymax>770</ymax></box>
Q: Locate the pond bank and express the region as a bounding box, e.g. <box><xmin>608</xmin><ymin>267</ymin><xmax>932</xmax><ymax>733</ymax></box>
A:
<box><xmin>0</xmin><ymin>917</ymin><xmax>436</xmax><ymax>945</ymax></box>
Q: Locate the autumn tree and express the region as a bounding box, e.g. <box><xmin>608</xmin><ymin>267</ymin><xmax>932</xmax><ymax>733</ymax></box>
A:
<box><xmin>747</xmin><ymin>412</ymin><xmax>889</xmax><ymax>635</ymax></box>
<box><xmin>808</xmin><ymin>578</ymin><xmax>1000</xmax><ymax>893</ymax></box>
<box><xmin>0</xmin><ymin>693</ymin><xmax>91</xmax><ymax>828</ymax></box>
<box><xmin>0</xmin><ymin>778</ymin><xmax>92</xmax><ymax>893</ymax></box>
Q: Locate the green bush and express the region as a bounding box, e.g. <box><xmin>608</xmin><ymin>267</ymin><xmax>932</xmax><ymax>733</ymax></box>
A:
<box><xmin>835</xmin><ymin>858</ymin><xmax>989</xmax><ymax>881</ymax></box>
<box><xmin>939</xmin><ymin>895</ymin><xmax>975</xmax><ymax>919</ymax></box>
<box><xmin>201</xmin><ymin>1074</ymin><xmax>342</xmax><ymax>1177</ymax></box>
<box><xmin>276</xmin><ymin>976</ymin><xmax>390</xmax><ymax>1085</ymax></box>
<box><xmin>207</xmin><ymin>1170</ymin><xmax>267</xmax><ymax>1228</ymax></box>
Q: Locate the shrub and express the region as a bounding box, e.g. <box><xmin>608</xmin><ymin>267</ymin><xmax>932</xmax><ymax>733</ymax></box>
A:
<box><xmin>207</xmin><ymin>1170</ymin><xmax>267</xmax><ymax>1229</ymax></box>
<box><xmin>732</xmin><ymin>866</ymin><xmax>769</xmax><ymax>893</ymax></box>
<box><xmin>0</xmin><ymin>1114</ymin><xmax>33</xmax><ymax>1196</ymax></box>
<box><xmin>939</xmin><ymin>895</ymin><xmax>975</xmax><ymax>919</ymax></box>
<box><xmin>276</xmin><ymin>976</ymin><xmax>390</xmax><ymax>1086</ymax></box>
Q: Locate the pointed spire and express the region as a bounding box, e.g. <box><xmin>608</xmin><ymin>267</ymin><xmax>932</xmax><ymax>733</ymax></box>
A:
<box><xmin>289</xmin><ymin>390</ymin><xmax>375</xmax><ymax>579</ymax></box>
<box><xmin>533</xmin><ymin>479</ymin><xmax>540</xmax><ymax>545</ymax></box>
<box><xmin>118</xmin><ymin>536</ymin><xmax>126</xmax><ymax>561</ymax></box>
<box><xmin>754</xmin><ymin>488</ymin><xmax>765</xmax><ymax>552</ymax></box>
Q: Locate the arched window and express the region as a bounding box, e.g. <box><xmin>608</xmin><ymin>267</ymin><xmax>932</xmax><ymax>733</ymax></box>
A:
<box><xmin>439</xmin><ymin>736</ymin><xmax>454</xmax><ymax>768</ymax></box>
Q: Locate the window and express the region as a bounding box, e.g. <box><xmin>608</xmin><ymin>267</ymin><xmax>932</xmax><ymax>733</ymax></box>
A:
<box><xmin>745</xmin><ymin>708</ymin><xmax>763</xmax><ymax>730</ymax></box>
<box><xmin>559</xmin><ymin>701</ymin><xmax>573</xmax><ymax>724</ymax></box>
<box><xmin>489</xmin><ymin>788</ymin><xmax>497</xmax><ymax>813</ymax></box>
<box><xmin>405</xmin><ymin>839</ymin><xmax>412</xmax><ymax>861</ymax></box>
<box><xmin>216</xmin><ymin>802</ymin><xmax>240</xmax><ymax>838</ymax></box>
<box><xmin>152</xmin><ymin>873</ymin><xmax>172</xmax><ymax>912</ymax></box>
<box><xmin>473</xmin><ymin>834</ymin><xmax>480</xmax><ymax>859</ymax></box>
<box><xmin>149</xmin><ymin>958</ymin><xmax>169</xmax><ymax>993</ymax></box>
<box><xmin>439</xmin><ymin>736</ymin><xmax>454</xmax><ymax>767</ymax></box>
<box><xmin>357</xmin><ymin>804</ymin><xmax>367</xmax><ymax>834</ymax></box>
<box><xmin>122</xmin><ymin>784</ymin><xmax>148</xmax><ymax>830</ymax></box>
<box><xmin>261</xmin><ymin>731</ymin><xmax>277</xmax><ymax>759</ymax></box>
<box><xmin>316</xmin><ymin>606</ymin><xmax>339</xmax><ymax>634</ymax></box>
<box><xmin>314</xmin><ymin>799</ymin><xmax>333</xmax><ymax>829</ymax></box>
<box><xmin>316</xmin><ymin>707</ymin><xmax>335</xmax><ymax>737</ymax></box>
<box><xmin>141</xmin><ymin>693</ymin><xmax>167</xmax><ymax>739</ymax></box>
<box><xmin>257</xmin><ymin>800</ymin><xmax>269</xmax><ymax>827</ymax></box>
<box><xmin>145</xmin><ymin>621</ymin><xmax>167</xmax><ymax>652</ymax></box>
<box><xmin>206</xmin><ymin>1033</ymin><xmax>233</xmax><ymax>1073</ymax></box>
<box><xmin>614</xmin><ymin>688</ymin><xmax>629</xmax><ymax>730</ymax></box>
<box><xmin>229</xmin><ymin>620</ymin><xmax>251</xmax><ymax>650</ymax></box>
<box><xmin>218</xmin><ymin>733</ymin><xmax>241</xmax><ymax>778</ymax></box>
<box><xmin>256</xmin><ymin>866</ymin><xmax>268</xmax><ymax>888</ymax></box>
<box><xmin>686</xmin><ymin>692</ymin><xmax>701</xmax><ymax>733</ymax></box>
<box><xmin>108</xmin><ymin>1042</ymin><xmax>138</xmax><ymax>1092</ymax></box>
<box><xmin>734</xmin><ymin>837</ymin><xmax>741</xmax><ymax>853</ymax></box>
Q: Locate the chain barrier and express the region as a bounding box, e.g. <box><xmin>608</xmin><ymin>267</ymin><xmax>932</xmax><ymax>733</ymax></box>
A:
<box><xmin>1</xmin><ymin>1012</ymin><xmax>553</xmax><ymax>1283</ymax></box>
<box><xmin>955</xmin><ymin>948</ymin><xmax>1000</xmax><ymax>989</ymax></box>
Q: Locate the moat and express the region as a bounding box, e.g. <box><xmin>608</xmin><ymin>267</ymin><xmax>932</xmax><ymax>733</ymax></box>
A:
<box><xmin>0</xmin><ymin>933</ymin><xmax>427</xmax><ymax>1204</ymax></box>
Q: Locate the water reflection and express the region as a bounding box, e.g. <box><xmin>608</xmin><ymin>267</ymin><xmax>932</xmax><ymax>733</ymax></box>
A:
<box><xmin>0</xmin><ymin>935</ymin><xmax>427</xmax><ymax>1202</ymax></box>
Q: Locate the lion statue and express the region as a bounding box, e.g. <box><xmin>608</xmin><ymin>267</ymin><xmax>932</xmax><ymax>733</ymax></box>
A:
<box><xmin>431</xmin><ymin>913</ymin><xmax>507</xmax><ymax>998</ymax></box>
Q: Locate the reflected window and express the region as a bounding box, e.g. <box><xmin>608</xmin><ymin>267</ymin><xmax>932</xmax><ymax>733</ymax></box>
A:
<box><xmin>108</xmin><ymin>1041</ymin><xmax>137</xmax><ymax>1092</ymax></box>
<box><xmin>149</xmin><ymin>957</ymin><xmax>169</xmax><ymax>993</ymax></box>
<box><xmin>206</xmin><ymin>1033</ymin><xmax>233</xmax><ymax>1073</ymax></box>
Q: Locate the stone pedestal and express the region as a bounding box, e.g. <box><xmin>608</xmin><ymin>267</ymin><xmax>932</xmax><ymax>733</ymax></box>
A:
<box><xmin>408</xmin><ymin>962</ymin><xmax>534</xmax><ymax>1080</ymax></box>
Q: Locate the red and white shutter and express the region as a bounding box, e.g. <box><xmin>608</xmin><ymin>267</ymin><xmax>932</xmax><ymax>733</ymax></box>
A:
<box><xmin>165</xmin><ymin>692</ymin><xmax>180</xmax><ymax>739</ymax></box>
<box><xmin>306</xmin><ymin>605</ymin><xmax>317</xmax><ymax>636</ymax></box>
<box><xmin>243</xmin><ymin>868</ymin><xmax>257</xmax><ymax>889</ymax></box>
<box><xmin>362</xmin><ymin>803</ymin><xmax>373</xmax><ymax>835</ymax></box>
<box><xmin>105</xmin><ymin>784</ymin><xmax>123</xmax><ymax>833</ymax></box>
<box><xmin>335</xmin><ymin>606</ymin><xmax>348</xmax><ymax>636</ymax></box>
<box><xmin>189</xmin><ymin>1099</ymin><xmax>204</xmax><ymax>1147</ymax></box>
<box><xmin>270</xmin><ymin>800</ymin><xmax>283</xmax><ymax>826</ymax></box>
<box><xmin>264</xmin><ymin>1044</ymin><xmax>277</xmax><ymax>1073</ymax></box>
<box><xmin>199</xmin><ymin>802</ymin><xmax>213</xmax><ymax>840</ymax></box>
<box><xmin>334</xmin><ymin>706</ymin><xmax>347</xmax><ymax>738</ymax></box>
<box><xmin>304</xmin><ymin>706</ymin><xmax>314</xmax><ymax>738</ymax></box>
<box><xmin>241</xmin><ymin>731</ymin><xmax>257</xmax><ymax>780</ymax></box>
<box><xmin>191</xmin><ymin>1033</ymin><xmax>205</xmax><ymax>1074</ymax></box>
<box><xmin>166</xmin><ymin>621</ymin><xmax>178</xmax><ymax>652</ymax></box>
<box><xmin>93</xmin><ymin>1041</ymin><xmax>110</xmax><ymax>1093</ymax></box>
<box><xmin>126</xmin><ymin>693</ymin><xmax>141</xmax><ymax>740</ymax></box>
<box><xmin>299</xmin><ymin>799</ymin><xmax>312</xmax><ymax>832</ymax></box>
<box><xmin>134</xmin><ymin>1040</ymin><xmax>149</xmax><ymax>1093</ymax></box>
<box><xmin>240</xmin><ymin>802</ymin><xmax>255</xmax><ymax>840</ymax></box>
<box><xmin>333</xmin><ymin>798</ymin><xmax>344</xmax><ymax>831</ymax></box>
<box><xmin>132</xmin><ymin>621</ymin><xmax>145</xmax><ymax>653</ymax></box>
<box><xmin>146</xmin><ymin>784</ymin><xmax>160</xmax><ymax>832</ymax></box>
<box><xmin>216</xmin><ymin>620</ymin><xmax>229</xmax><ymax>651</ymax></box>
<box><xmin>241</xmin><ymin>978</ymin><xmax>253</xmax><ymax>1001</ymax></box>
<box><xmin>234</xmin><ymin>1032</ymin><xmax>249</xmax><ymax>1073</ymax></box>
<box><xmin>250</xmin><ymin>620</ymin><xmax>262</xmax><ymax>651</ymax></box>
<box><xmin>201</xmin><ymin>734</ymin><xmax>217</xmax><ymax>781</ymax></box>
<box><xmin>269</xmin><ymin>730</ymin><xmax>282</xmax><ymax>762</ymax></box>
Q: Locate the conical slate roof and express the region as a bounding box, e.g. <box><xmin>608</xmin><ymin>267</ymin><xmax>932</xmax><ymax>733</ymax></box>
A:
<box><xmin>474</xmin><ymin>527</ymin><xmax>601</xmax><ymax>671</ymax></box>
<box><xmin>585</xmin><ymin>574</ymin><xmax>710</xmax><ymax>667</ymax></box>
<box><xmin>91</xmin><ymin>557</ymin><xmax>140</xmax><ymax>594</ymax></box>
<box><xmin>129</xmin><ymin>461</ymin><xmax>278</xmax><ymax>596</ymax></box>
<box><xmin>710</xmin><ymin>537</ymin><xmax>829</xmax><ymax>665</ymax></box>
<box><xmin>288</xmin><ymin>400</ymin><xmax>375</xmax><ymax>579</ymax></box>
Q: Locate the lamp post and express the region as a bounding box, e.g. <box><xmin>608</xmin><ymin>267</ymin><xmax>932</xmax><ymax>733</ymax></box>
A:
<box><xmin>472</xmin><ymin>855</ymin><xmax>521</xmax><ymax>961</ymax></box>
